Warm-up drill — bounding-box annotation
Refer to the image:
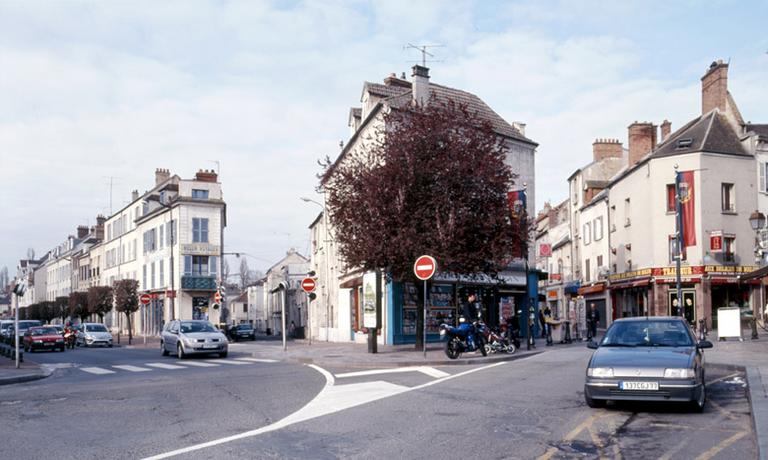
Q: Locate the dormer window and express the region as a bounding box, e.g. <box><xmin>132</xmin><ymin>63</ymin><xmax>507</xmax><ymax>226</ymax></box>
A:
<box><xmin>192</xmin><ymin>189</ymin><xmax>209</xmax><ymax>199</ymax></box>
<box><xmin>676</xmin><ymin>138</ymin><xmax>693</xmax><ymax>149</ymax></box>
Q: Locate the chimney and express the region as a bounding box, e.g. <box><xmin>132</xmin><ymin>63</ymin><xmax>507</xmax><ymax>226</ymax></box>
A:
<box><xmin>592</xmin><ymin>138</ymin><xmax>623</xmax><ymax>161</ymax></box>
<box><xmin>660</xmin><ymin>119</ymin><xmax>672</xmax><ymax>142</ymax></box>
<box><xmin>77</xmin><ymin>225</ymin><xmax>89</xmax><ymax>239</ymax></box>
<box><xmin>95</xmin><ymin>215</ymin><xmax>106</xmax><ymax>240</ymax></box>
<box><xmin>512</xmin><ymin>122</ymin><xmax>527</xmax><ymax>136</ymax></box>
<box><xmin>195</xmin><ymin>169</ymin><xmax>218</xmax><ymax>183</ymax></box>
<box><xmin>155</xmin><ymin>168</ymin><xmax>170</xmax><ymax>186</ymax></box>
<box><xmin>384</xmin><ymin>72</ymin><xmax>411</xmax><ymax>88</ymax></box>
<box><xmin>411</xmin><ymin>65</ymin><xmax>430</xmax><ymax>106</ymax></box>
<box><xmin>701</xmin><ymin>60</ymin><xmax>728</xmax><ymax>115</ymax></box>
<box><xmin>627</xmin><ymin>122</ymin><xmax>657</xmax><ymax>166</ymax></box>
<box><xmin>131</xmin><ymin>190</ymin><xmax>139</xmax><ymax>202</ymax></box>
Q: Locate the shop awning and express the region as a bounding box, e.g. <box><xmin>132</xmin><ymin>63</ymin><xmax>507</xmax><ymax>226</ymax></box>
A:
<box><xmin>740</xmin><ymin>265</ymin><xmax>768</xmax><ymax>281</ymax></box>
<box><xmin>610</xmin><ymin>279</ymin><xmax>650</xmax><ymax>289</ymax></box>
<box><xmin>577</xmin><ymin>284</ymin><xmax>605</xmax><ymax>295</ymax></box>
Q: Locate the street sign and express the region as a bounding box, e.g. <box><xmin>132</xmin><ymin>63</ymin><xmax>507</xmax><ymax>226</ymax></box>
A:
<box><xmin>414</xmin><ymin>255</ymin><xmax>437</xmax><ymax>280</ymax></box>
<box><xmin>301</xmin><ymin>277</ymin><xmax>317</xmax><ymax>293</ymax></box>
<box><xmin>213</xmin><ymin>292</ymin><xmax>222</xmax><ymax>303</ymax></box>
<box><xmin>165</xmin><ymin>290</ymin><xmax>176</xmax><ymax>299</ymax></box>
<box><xmin>139</xmin><ymin>293</ymin><xmax>151</xmax><ymax>305</ymax></box>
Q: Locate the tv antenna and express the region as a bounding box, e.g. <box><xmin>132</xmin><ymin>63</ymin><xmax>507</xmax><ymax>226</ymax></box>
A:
<box><xmin>102</xmin><ymin>176</ymin><xmax>121</xmax><ymax>215</ymax></box>
<box><xmin>403</xmin><ymin>43</ymin><xmax>445</xmax><ymax>67</ymax></box>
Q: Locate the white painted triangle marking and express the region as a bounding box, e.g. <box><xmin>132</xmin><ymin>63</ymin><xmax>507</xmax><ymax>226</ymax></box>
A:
<box><xmin>112</xmin><ymin>365</ymin><xmax>152</xmax><ymax>372</ymax></box>
<box><xmin>235</xmin><ymin>357</ymin><xmax>278</xmax><ymax>363</ymax></box>
<box><xmin>179</xmin><ymin>361</ymin><xmax>220</xmax><ymax>367</ymax></box>
<box><xmin>145</xmin><ymin>362</ymin><xmax>186</xmax><ymax>370</ymax></box>
<box><xmin>416</xmin><ymin>367</ymin><xmax>450</xmax><ymax>378</ymax></box>
<box><xmin>80</xmin><ymin>367</ymin><xmax>115</xmax><ymax>375</ymax></box>
<box><xmin>207</xmin><ymin>359</ymin><xmax>248</xmax><ymax>365</ymax></box>
<box><xmin>335</xmin><ymin>366</ymin><xmax>449</xmax><ymax>379</ymax></box>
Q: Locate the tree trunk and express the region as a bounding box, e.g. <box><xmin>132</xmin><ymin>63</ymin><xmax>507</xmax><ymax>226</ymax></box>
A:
<box><xmin>126</xmin><ymin>312</ymin><xmax>133</xmax><ymax>345</ymax></box>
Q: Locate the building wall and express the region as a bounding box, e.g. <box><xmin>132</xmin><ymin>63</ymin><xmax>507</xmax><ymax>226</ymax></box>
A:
<box><xmin>580</xmin><ymin>197</ymin><xmax>610</xmax><ymax>283</ymax></box>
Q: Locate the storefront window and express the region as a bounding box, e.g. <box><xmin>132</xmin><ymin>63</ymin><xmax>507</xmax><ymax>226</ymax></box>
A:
<box><xmin>401</xmin><ymin>283</ymin><xmax>457</xmax><ymax>335</ymax></box>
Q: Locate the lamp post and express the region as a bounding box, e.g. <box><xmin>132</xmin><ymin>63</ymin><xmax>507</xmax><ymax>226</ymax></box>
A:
<box><xmin>301</xmin><ymin>196</ymin><xmax>331</xmax><ymax>342</ymax></box>
<box><xmin>749</xmin><ymin>210</ymin><xmax>766</xmax><ymax>337</ymax></box>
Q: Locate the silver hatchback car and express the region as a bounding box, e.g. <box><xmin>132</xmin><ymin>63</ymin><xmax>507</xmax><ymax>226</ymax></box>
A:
<box><xmin>161</xmin><ymin>320</ymin><xmax>228</xmax><ymax>359</ymax></box>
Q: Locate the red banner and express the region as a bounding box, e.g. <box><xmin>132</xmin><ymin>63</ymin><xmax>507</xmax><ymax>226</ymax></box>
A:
<box><xmin>679</xmin><ymin>171</ymin><xmax>696</xmax><ymax>247</ymax></box>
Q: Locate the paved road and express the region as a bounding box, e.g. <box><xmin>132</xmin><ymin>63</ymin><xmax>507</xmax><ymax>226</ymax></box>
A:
<box><xmin>2</xmin><ymin>344</ymin><xmax>755</xmax><ymax>459</ymax></box>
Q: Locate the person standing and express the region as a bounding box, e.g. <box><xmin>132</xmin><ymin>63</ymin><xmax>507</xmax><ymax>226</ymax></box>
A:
<box><xmin>543</xmin><ymin>305</ymin><xmax>554</xmax><ymax>346</ymax></box>
<box><xmin>587</xmin><ymin>303</ymin><xmax>600</xmax><ymax>341</ymax></box>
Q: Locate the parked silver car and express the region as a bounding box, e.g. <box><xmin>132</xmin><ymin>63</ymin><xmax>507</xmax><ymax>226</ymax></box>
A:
<box><xmin>584</xmin><ymin>316</ymin><xmax>712</xmax><ymax>412</ymax></box>
<box><xmin>77</xmin><ymin>323</ymin><xmax>114</xmax><ymax>347</ymax></box>
<box><xmin>161</xmin><ymin>320</ymin><xmax>228</xmax><ymax>359</ymax></box>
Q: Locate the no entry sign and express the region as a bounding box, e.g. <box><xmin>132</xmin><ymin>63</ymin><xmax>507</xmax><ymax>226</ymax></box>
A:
<box><xmin>301</xmin><ymin>277</ymin><xmax>317</xmax><ymax>293</ymax></box>
<box><xmin>414</xmin><ymin>255</ymin><xmax>437</xmax><ymax>280</ymax></box>
<box><xmin>139</xmin><ymin>293</ymin><xmax>151</xmax><ymax>305</ymax></box>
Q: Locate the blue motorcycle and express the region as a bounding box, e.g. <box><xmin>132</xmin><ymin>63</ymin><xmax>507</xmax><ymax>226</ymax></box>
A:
<box><xmin>440</xmin><ymin>319</ymin><xmax>487</xmax><ymax>359</ymax></box>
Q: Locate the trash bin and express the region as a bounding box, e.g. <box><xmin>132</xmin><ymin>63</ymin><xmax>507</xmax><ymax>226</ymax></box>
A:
<box><xmin>294</xmin><ymin>326</ymin><xmax>305</xmax><ymax>339</ymax></box>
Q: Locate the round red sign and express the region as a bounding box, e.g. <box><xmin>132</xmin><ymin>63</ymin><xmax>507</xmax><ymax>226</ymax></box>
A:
<box><xmin>213</xmin><ymin>292</ymin><xmax>222</xmax><ymax>303</ymax></box>
<box><xmin>301</xmin><ymin>277</ymin><xmax>317</xmax><ymax>293</ymax></box>
<box><xmin>414</xmin><ymin>255</ymin><xmax>437</xmax><ymax>280</ymax></box>
<box><xmin>139</xmin><ymin>293</ymin><xmax>151</xmax><ymax>305</ymax></box>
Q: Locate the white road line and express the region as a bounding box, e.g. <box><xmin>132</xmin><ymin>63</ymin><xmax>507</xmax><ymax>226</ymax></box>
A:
<box><xmin>177</xmin><ymin>361</ymin><xmax>220</xmax><ymax>367</ymax></box>
<box><xmin>335</xmin><ymin>366</ymin><xmax>449</xmax><ymax>379</ymax></box>
<box><xmin>142</xmin><ymin>361</ymin><xmax>504</xmax><ymax>460</ymax></box>
<box><xmin>80</xmin><ymin>367</ymin><xmax>116</xmax><ymax>375</ymax></box>
<box><xmin>145</xmin><ymin>362</ymin><xmax>187</xmax><ymax>370</ymax></box>
<box><xmin>206</xmin><ymin>359</ymin><xmax>248</xmax><ymax>365</ymax></box>
<box><xmin>235</xmin><ymin>357</ymin><xmax>278</xmax><ymax>363</ymax></box>
<box><xmin>112</xmin><ymin>365</ymin><xmax>152</xmax><ymax>372</ymax></box>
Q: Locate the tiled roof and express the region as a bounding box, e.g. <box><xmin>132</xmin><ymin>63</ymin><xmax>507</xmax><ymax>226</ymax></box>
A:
<box><xmin>363</xmin><ymin>81</ymin><xmax>409</xmax><ymax>98</ymax></box>
<box><xmin>747</xmin><ymin>124</ymin><xmax>768</xmax><ymax>140</ymax></box>
<box><xmin>350</xmin><ymin>108</ymin><xmax>361</xmax><ymax>119</ymax></box>
<box><xmin>650</xmin><ymin>110</ymin><xmax>748</xmax><ymax>158</ymax></box>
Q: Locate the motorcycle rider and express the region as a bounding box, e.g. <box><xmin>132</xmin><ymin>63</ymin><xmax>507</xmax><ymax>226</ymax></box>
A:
<box><xmin>63</xmin><ymin>322</ymin><xmax>76</xmax><ymax>349</ymax></box>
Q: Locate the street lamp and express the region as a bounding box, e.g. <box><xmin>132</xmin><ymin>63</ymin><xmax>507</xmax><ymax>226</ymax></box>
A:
<box><xmin>301</xmin><ymin>196</ymin><xmax>331</xmax><ymax>342</ymax></box>
<box><xmin>748</xmin><ymin>210</ymin><xmax>766</xmax><ymax>339</ymax></box>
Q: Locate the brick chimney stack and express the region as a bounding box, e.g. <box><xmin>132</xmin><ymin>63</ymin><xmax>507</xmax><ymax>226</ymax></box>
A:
<box><xmin>628</xmin><ymin>122</ymin><xmax>657</xmax><ymax>166</ymax></box>
<box><xmin>660</xmin><ymin>119</ymin><xmax>672</xmax><ymax>142</ymax></box>
<box><xmin>76</xmin><ymin>225</ymin><xmax>89</xmax><ymax>239</ymax></box>
<box><xmin>411</xmin><ymin>65</ymin><xmax>430</xmax><ymax>106</ymax></box>
<box><xmin>155</xmin><ymin>168</ymin><xmax>170</xmax><ymax>186</ymax></box>
<box><xmin>95</xmin><ymin>215</ymin><xmax>106</xmax><ymax>240</ymax></box>
<box><xmin>701</xmin><ymin>60</ymin><xmax>728</xmax><ymax>115</ymax></box>
<box><xmin>194</xmin><ymin>169</ymin><xmax>218</xmax><ymax>183</ymax></box>
<box><xmin>592</xmin><ymin>138</ymin><xmax>623</xmax><ymax>161</ymax></box>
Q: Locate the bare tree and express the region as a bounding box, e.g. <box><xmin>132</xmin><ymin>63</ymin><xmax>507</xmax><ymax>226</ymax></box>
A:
<box><xmin>222</xmin><ymin>258</ymin><xmax>230</xmax><ymax>283</ymax></box>
<box><xmin>239</xmin><ymin>258</ymin><xmax>250</xmax><ymax>288</ymax></box>
<box><xmin>0</xmin><ymin>266</ymin><xmax>8</xmax><ymax>290</ymax></box>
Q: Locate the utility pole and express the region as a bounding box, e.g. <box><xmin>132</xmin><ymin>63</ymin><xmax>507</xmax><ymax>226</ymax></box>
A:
<box><xmin>674</xmin><ymin>166</ymin><xmax>683</xmax><ymax>317</ymax></box>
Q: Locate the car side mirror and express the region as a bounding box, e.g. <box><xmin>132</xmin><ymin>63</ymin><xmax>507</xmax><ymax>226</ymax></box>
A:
<box><xmin>587</xmin><ymin>341</ymin><xmax>599</xmax><ymax>349</ymax></box>
<box><xmin>697</xmin><ymin>340</ymin><xmax>713</xmax><ymax>349</ymax></box>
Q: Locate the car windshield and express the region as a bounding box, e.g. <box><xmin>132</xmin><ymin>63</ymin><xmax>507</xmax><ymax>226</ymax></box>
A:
<box><xmin>180</xmin><ymin>322</ymin><xmax>216</xmax><ymax>333</ymax></box>
<box><xmin>0</xmin><ymin>323</ymin><xmax>11</xmax><ymax>330</ymax></box>
<box><xmin>237</xmin><ymin>325</ymin><xmax>251</xmax><ymax>330</ymax></box>
<box><xmin>31</xmin><ymin>327</ymin><xmax>59</xmax><ymax>336</ymax></box>
<box><xmin>602</xmin><ymin>320</ymin><xmax>694</xmax><ymax>347</ymax></box>
<box><xmin>86</xmin><ymin>325</ymin><xmax>108</xmax><ymax>332</ymax></box>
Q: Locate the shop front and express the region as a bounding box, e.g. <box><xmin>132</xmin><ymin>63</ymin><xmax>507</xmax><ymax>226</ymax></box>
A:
<box><xmin>577</xmin><ymin>282</ymin><xmax>609</xmax><ymax>329</ymax></box>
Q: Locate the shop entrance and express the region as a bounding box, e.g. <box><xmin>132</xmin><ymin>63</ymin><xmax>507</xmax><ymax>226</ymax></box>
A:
<box><xmin>668</xmin><ymin>289</ymin><xmax>696</xmax><ymax>324</ymax></box>
<box><xmin>193</xmin><ymin>296</ymin><xmax>209</xmax><ymax>321</ymax></box>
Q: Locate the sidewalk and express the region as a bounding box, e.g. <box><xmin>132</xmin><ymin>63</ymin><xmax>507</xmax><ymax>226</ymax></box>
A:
<box><xmin>0</xmin><ymin>356</ymin><xmax>52</xmax><ymax>386</ymax></box>
<box><xmin>707</xmin><ymin>328</ymin><xmax>768</xmax><ymax>460</ymax></box>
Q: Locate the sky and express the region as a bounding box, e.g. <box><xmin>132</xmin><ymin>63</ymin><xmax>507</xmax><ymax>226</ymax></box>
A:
<box><xmin>1</xmin><ymin>0</ymin><xmax>767</xmax><ymax>275</ymax></box>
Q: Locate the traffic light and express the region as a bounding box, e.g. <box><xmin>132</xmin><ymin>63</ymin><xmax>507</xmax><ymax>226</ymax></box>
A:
<box><xmin>212</xmin><ymin>304</ymin><xmax>220</xmax><ymax>310</ymax></box>
<box><xmin>308</xmin><ymin>270</ymin><xmax>316</xmax><ymax>277</ymax></box>
<box><xmin>309</xmin><ymin>292</ymin><xmax>317</xmax><ymax>301</ymax></box>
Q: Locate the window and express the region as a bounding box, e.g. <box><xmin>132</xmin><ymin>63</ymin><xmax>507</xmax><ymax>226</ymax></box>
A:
<box><xmin>624</xmin><ymin>198</ymin><xmax>631</xmax><ymax>226</ymax></box>
<box><xmin>585</xmin><ymin>259</ymin><xmax>591</xmax><ymax>282</ymax></box>
<box><xmin>184</xmin><ymin>255</ymin><xmax>191</xmax><ymax>275</ymax></box>
<box><xmin>166</xmin><ymin>220</ymin><xmax>176</xmax><ymax>245</ymax></box>
<box><xmin>151</xmin><ymin>262</ymin><xmax>155</xmax><ymax>289</ymax></box>
<box><xmin>721</xmin><ymin>183</ymin><xmax>735</xmax><ymax>212</ymax></box>
<box><xmin>107</xmin><ymin>223</ymin><xmax>112</xmax><ymax>241</ymax></box>
<box><xmin>724</xmin><ymin>237</ymin><xmax>735</xmax><ymax>262</ymax></box>
<box><xmin>609</xmin><ymin>205</ymin><xmax>616</xmax><ymax>232</ymax></box>
<box><xmin>159</xmin><ymin>225</ymin><xmax>164</xmax><ymax>249</ymax></box>
<box><xmin>159</xmin><ymin>260</ymin><xmax>164</xmax><ymax>286</ymax></box>
<box><xmin>597</xmin><ymin>255</ymin><xmax>603</xmax><ymax>268</ymax></box>
<box><xmin>192</xmin><ymin>218</ymin><xmax>209</xmax><ymax>243</ymax></box>
<box><xmin>666</xmin><ymin>184</ymin><xmax>676</xmax><ymax>212</ymax></box>
<box><xmin>209</xmin><ymin>256</ymin><xmax>218</xmax><ymax>275</ymax></box>
<box><xmin>760</xmin><ymin>162</ymin><xmax>768</xmax><ymax>194</ymax></box>
<box><xmin>192</xmin><ymin>189</ymin><xmax>209</xmax><ymax>199</ymax></box>
<box><xmin>594</xmin><ymin>217</ymin><xmax>604</xmax><ymax>241</ymax></box>
<box><xmin>143</xmin><ymin>229</ymin><xmax>157</xmax><ymax>253</ymax></box>
<box><xmin>668</xmin><ymin>236</ymin><xmax>687</xmax><ymax>263</ymax></box>
<box><xmin>583</xmin><ymin>222</ymin><xmax>591</xmax><ymax>245</ymax></box>
<box><xmin>183</xmin><ymin>255</ymin><xmax>213</xmax><ymax>276</ymax></box>
<box><xmin>142</xmin><ymin>265</ymin><xmax>147</xmax><ymax>290</ymax></box>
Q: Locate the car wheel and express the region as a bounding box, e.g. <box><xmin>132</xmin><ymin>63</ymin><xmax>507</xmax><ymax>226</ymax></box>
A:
<box><xmin>219</xmin><ymin>351</ymin><xmax>228</xmax><ymax>358</ymax></box>
<box><xmin>690</xmin><ymin>383</ymin><xmax>706</xmax><ymax>413</ymax></box>
<box><xmin>177</xmin><ymin>343</ymin><xmax>186</xmax><ymax>359</ymax></box>
<box><xmin>161</xmin><ymin>341</ymin><xmax>169</xmax><ymax>356</ymax></box>
<box><xmin>584</xmin><ymin>391</ymin><xmax>605</xmax><ymax>408</ymax></box>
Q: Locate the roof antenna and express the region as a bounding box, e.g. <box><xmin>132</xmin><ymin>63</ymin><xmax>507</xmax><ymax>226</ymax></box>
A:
<box><xmin>403</xmin><ymin>43</ymin><xmax>445</xmax><ymax>67</ymax></box>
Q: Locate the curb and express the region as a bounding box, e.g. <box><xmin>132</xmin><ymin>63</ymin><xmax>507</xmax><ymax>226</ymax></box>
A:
<box><xmin>746</xmin><ymin>366</ymin><xmax>767</xmax><ymax>460</ymax></box>
<box><xmin>252</xmin><ymin>350</ymin><xmax>543</xmax><ymax>369</ymax></box>
<box><xmin>0</xmin><ymin>367</ymin><xmax>53</xmax><ymax>386</ymax></box>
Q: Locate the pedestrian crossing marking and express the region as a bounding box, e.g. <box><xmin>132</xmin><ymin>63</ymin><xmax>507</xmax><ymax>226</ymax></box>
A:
<box><xmin>145</xmin><ymin>362</ymin><xmax>187</xmax><ymax>370</ymax></box>
<box><xmin>80</xmin><ymin>367</ymin><xmax>116</xmax><ymax>375</ymax></box>
<box><xmin>177</xmin><ymin>361</ymin><xmax>220</xmax><ymax>367</ymax></box>
<box><xmin>112</xmin><ymin>365</ymin><xmax>152</xmax><ymax>372</ymax></box>
<box><xmin>235</xmin><ymin>358</ymin><xmax>278</xmax><ymax>363</ymax></box>
<box><xmin>207</xmin><ymin>359</ymin><xmax>248</xmax><ymax>365</ymax></box>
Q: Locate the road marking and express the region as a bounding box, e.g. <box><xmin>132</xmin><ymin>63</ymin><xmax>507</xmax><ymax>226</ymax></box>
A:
<box><xmin>178</xmin><ymin>361</ymin><xmax>220</xmax><ymax>367</ymax></box>
<box><xmin>207</xmin><ymin>359</ymin><xmax>248</xmax><ymax>365</ymax></box>
<box><xmin>706</xmin><ymin>372</ymin><xmax>741</xmax><ymax>386</ymax></box>
<box><xmin>112</xmin><ymin>365</ymin><xmax>152</xmax><ymax>372</ymax></box>
<box><xmin>235</xmin><ymin>357</ymin><xmax>278</xmax><ymax>363</ymax></box>
<box><xmin>694</xmin><ymin>430</ymin><xmax>748</xmax><ymax>460</ymax></box>
<box><xmin>538</xmin><ymin>413</ymin><xmax>613</xmax><ymax>460</ymax></box>
<box><xmin>145</xmin><ymin>363</ymin><xmax>187</xmax><ymax>370</ymax></box>
<box><xmin>142</xmin><ymin>361</ymin><xmax>504</xmax><ymax>460</ymax></box>
<box><xmin>335</xmin><ymin>366</ymin><xmax>450</xmax><ymax>379</ymax></box>
<box><xmin>80</xmin><ymin>367</ymin><xmax>116</xmax><ymax>375</ymax></box>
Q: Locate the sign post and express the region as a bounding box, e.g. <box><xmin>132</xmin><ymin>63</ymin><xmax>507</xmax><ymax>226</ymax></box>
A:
<box><xmin>414</xmin><ymin>255</ymin><xmax>437</xmax><ymax>359</ymax></box>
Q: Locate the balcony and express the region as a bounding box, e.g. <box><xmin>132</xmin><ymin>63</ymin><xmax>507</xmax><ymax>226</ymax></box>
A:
<box><xmin>181</xmin><ymin>275</ymin><xmax>217</xmax><ymax>291</ymax></box>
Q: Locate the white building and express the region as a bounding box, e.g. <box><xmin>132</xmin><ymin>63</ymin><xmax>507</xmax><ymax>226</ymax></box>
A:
<box><xmin>264</xmin><ymin>249</ymin><xmax>309</xmax><ymax>336</ymax></box>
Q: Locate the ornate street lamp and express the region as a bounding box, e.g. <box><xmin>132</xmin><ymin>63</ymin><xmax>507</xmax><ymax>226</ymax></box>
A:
<box><xmin>749</xmin><ymin>210</ymin><xmax>766</xmax><ymax>232</ymax></box>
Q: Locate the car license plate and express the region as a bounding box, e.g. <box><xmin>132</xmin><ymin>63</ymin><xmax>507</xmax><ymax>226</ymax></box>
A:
<box><xmin>620</xmin><ymin>381</ymin><xmax>659</xmax><ymax>391</ymax></box>
<box><xmin>203</xmin><ymin>344</ymin><xmax>218</xmax><ymax>349</ymax></box>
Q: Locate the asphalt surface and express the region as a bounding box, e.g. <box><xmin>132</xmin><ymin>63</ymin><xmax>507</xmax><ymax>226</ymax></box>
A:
<box><xmin>1</xmin><ymin>343</ymin><xmax>756</xmax><ymax>459</ymax></box>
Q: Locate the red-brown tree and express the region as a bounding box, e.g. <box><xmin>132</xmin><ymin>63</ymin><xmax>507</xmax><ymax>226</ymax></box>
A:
<box><xmin>114</xmin><ymin>279</ymin><xmax>139</xmax><ymax>344</ymax></box>
<box><xmin>87</xmin><ymin>286</ymin><xmax>114</xmax><ymax>323</ymax></box>
<box><xmin>68</xmin><ymin>292</ymin><xmax>89</xmax><ymax>323</ymax></box>
<box><xmin>322</xmin><ymin>98</ymin><xmax>527</xmax><ymax>349</ymax></box>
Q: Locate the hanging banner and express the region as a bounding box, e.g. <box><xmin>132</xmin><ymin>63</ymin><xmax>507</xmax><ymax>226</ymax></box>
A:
<box><xmin>678</xmin><ymin>171</ymin><xmax>696</xmax><ymax>247</ymax></box>
<box><xmin>362</xmin><ymin>272</ymin><xmax>378</xmax><ymax>328</ymax></box>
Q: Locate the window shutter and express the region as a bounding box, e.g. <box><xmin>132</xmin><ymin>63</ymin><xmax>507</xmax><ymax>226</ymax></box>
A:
<box><xmin>761</xmin><ymin>162</ymin><xmax>766</xmax><ymax>194</ymax></box>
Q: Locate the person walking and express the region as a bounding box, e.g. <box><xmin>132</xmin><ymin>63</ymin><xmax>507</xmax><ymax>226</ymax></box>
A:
<box><xmin>543</xmin><ymin>305</ymin><xmax>554</xmax><ymax>346</ymax></box>
<box><xmin>587</xmin><ymin>303</ymin><xmax>600</xmax><ymax>341</ymax></box>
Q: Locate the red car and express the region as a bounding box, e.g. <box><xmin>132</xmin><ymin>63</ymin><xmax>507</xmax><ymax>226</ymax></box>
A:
<box><xmin>23</xmin><ymin>326</ymin><xmax>66</xmax><ymax>352</ymax></box>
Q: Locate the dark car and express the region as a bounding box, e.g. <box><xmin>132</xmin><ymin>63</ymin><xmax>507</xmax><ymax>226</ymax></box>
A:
<box><xmin>584</xmin><ymin>316</ymin><xmax>712</xmax><ymax>412</ymax></box>
<box><xmin>23</xmin><ymin>326</ymin><xmax>66</xmax><ymax>352</ymax></box>
<box><xmin>230</xmin><ymin>324</ymin><xmax>256</xmax><ymax>341</ymax></box>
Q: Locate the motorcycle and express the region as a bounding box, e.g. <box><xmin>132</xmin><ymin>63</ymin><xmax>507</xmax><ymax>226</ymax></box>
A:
<box><xmin>63</xmin><ymin>329</ymin><xmax>77</xmax><ymax>350</ymax></box>
<box><xmin>440</xmin><ymin>319</ymin><xmax>487</xmax><ymax>360</ymax></box>
<box><xmin>482</xmin><ymin>324</ymin><xmax>516</xmax><ymax>355</ymax></box>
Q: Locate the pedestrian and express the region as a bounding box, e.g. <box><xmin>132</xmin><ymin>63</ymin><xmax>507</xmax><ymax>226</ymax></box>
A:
<box><xmin>587</xmin><ymin>303</ymin><xmax>600</xmax><ymax>341</ymax></box>
<box><xmin>543</xmin><ymin>305</ymin><xmax>554</xmax><ymax>346</ymax></box>
<box><xmin>539</xmin><ymin>307</ymin><xmax>547</xmax><ymax>338</ymax></box>
<box><xmin>289</xmin><ymin>321</ymin><xmax>296</xmax><ymax>338</ymax></box>
<box><xmin>462</xmin><ymin>293</ymin><xmax>479</xmax><ymax>322</ymax></box>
